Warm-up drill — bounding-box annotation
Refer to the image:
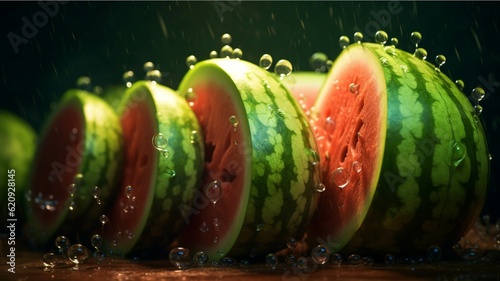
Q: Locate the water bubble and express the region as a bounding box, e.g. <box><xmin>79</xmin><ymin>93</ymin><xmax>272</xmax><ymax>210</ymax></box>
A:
<box><xmin>316</xmin><ymin>183</ymin><xmax>326</xmax><ymax>193</ymax></box>
<box><xmin>450</xmin><ymin>141</ymin><xmax>467</xmax><ymax>167</ymax></box>
<box><xmin>205</xmin><ymin>180</ymin><xmax>222</xmax><ymax>204</ymax></box>
<box><xmin>414</xmin><ymin>48</ymin><xmax>428</xmax><ymax>60</ymax></box>
<box><xmin>143</xmin><ymin>61</ymin><xmax>155</xmax><ymax>72</ymax></box>
<box><xmin>374</xmin><ymin>30</ymin><xmax>388</xmax><ymax>45</ymax></box>
<box><xmin>379</xmin><ymin>56</ymin><xmax>389</xmax><ymax>66</ymax></box>
<box><xmin>259</xmin><ymin>54</ymin><xmax>273</xmax><ymax>70</ymax></box>
<box><xmin>125</xmin><ymin>185</ymin><xmax>134</xmax><ymax>198</ymax></box>
<box><xmin>145</xmin><ymin>70</ymin><xmax>162</xmax><ymax>83</ymax></box>
<box><xmin>239</xmin><ymin>259</ymin><xmax>251</xmax><ymax>267</ymax></box>
<box><xmin>220</xmin><ymin>257</ymin><xmax>238</xmax><ymax>267</ymax></box>
<box><xmin>99</xmin><ymin>214</ymin><xmax>109</xmax><ymax>225</ymax></box>
<box><xmin>311</xmin><ymin>245</ymin><xmax>331</xmax><ymax>264</ymax></box>
<box><xmin>76</xmin><ymin>76</ymin><xmax>91</xmax><ymax>90</ymax></box>
<box><xmin>361</xmin><ymin>256</ymin><xmax>375</xmax><ymax>266</ymax></box>
<box><xmin>286</xmin><ymin>237</ymin><xmax>298</xmax><ymax>250</ymax></box>
<box><xmin>67</xmin><ymin>244</ymin><xmax>90</xmax><ymax>264</ymax></box>
<box><xmin>455</xmin><ymin>80</ymin><xmax>465</xmax><ymax>91</ymax></box>
<box><xmin>221</xmin><ymin>33</ymin><xmax>232</xmax><ymax>44</ymax></box>
<box><xmin>166</xmin><ymin>169</ymin><xmax>176</xmax><ymax>177</ymax></box>
<box><xmin>349</xmin><ymin>83</ymin><xmax>359</xmax><ymax>94</ymax></box>
<box><xmin>384</xmin><ymin>46</ymin><xmax>397</xmax><ymax>56</ymax></box>
<box><xmin>91</xmin><ymin>234</ymin><xmax>103</xmax><ymax>249</ymax></box>
<box><xmin>474</xmin><ymin>105</ymin><xmax>483</xmax><ymax>116</ymax></box>
<box><xmin>43</xmin><ymin>253</ymin><xmax>58</xmax><ymax>268</ymax></box>
<box><xmin>330</xmin><ymin>167</ymin><xmax>350</xmax><ymax>188</ymax></box>
<box><xmin>435</xmin><ymin>54</ymin><xmax>446</xmax><ymax>69</ymax></box>
<box><xmin>186</xmin><ymin>55</ymin><xmax>197</xmax><ymax>69</ymax></box>
<box><xmin>209</xmin><ymin>50</ymin><xmax>218</xmax><ymax>59</ymax></box>
<box><xmin>426</xmin><ymin>245</ymin><xmax>442</xmax><ymax>262</ymax></box>
<box><xmin>122</xmin><ymin>71</ymin><xmax>135</xmax><ymax>88</ymax></box>
<box><xmin>410</xmin><ymin>31</ymin><xmax>422</xmax><ymax>47</ymax></box>
<box><xmin>390</xmin><ymin>37</ymin><xmax>399</xmax><ymax>46</ymax></box>
<box><xmin>274</xmin><ymin>59</ymin><xmax>293</xmax><ymax>77</ymax></box>
<box><xmin>161</xmin><ymin>149</ymin><xmax>170</xmax><ymax>159</ymax></box>
<box><xmin>331</xmin><ymin>253</ymin><xmax>343</xmax><ymax>265</ymax></box>
<box><xmin>232</xmin><ymin>48</ymin><xmax>243</xmax><ymax>59</ymax></box>
<box><xmin>256</xmin><ymin>223</ymin><xmax>265</xmax><ymax>232</ymax></box>
<box><xmin>285</xmin><ymin>254</ymin><xmax>297</xmax><ymax>264</ymax></box>
<box><xmin>347</xmin><ymin>254</ymin><xmax>362</xmax><ymax>265</ymax></box>
<box><xmin>220</xmin><ymin>45</ymin><xmax>233</xmax><ymax>58</ymax></box>
<box><xmin>193</xmin><ymin>251</ymin><xmax>208</xmax><ymax>266</ymax></box>
<box><xmin>384</xmin><ymin>253</ymin><xmax>395</xmax><ymax>265</ymax></box>
<box><xmin>471</xmin><ymin>87</ymin><xmax>486</xmax><ymax>102</ymax></box>
<box><xmin>190</xmin><ymin>130</ymin><xmax>199</xmax><ymax>144</ymax></box>
<box><xmin>353</xmin><ymin>32</ymin><xmax>363</xmax><ymax>43</ymax></box>
<box><xmin>229</xmin><ymin>115</ymin><xmax>239</xmax><ymax>130</ymax></box>
<box><xmin>339</xmin><ymin>35</ymin><xmax>350</xmax><ymax>49</ymax></box>
<box><xmin>265</xmin><ymin>253</ymin><xmax>278</xmax><ymax>269</ymax></box>
<box><xmin>309</xmin><ymin>52</ymin><xmax>328</xmax><ymax>72</ymax></box>
<box><xmin>169</xmin><ymin>247</ymin><xmax>193</xmax><ymax>269</ymax></box>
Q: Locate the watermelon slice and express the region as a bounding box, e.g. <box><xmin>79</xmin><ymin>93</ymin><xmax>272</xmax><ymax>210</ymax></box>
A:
<box><xmin>102</xmin><ymin>81</ymin><xmax>204</xmax><ymax>256</ymax></box>
<box><xmin>174</xmin><ymin>58</ymin><xmax>320</xmax><ymax>261</ymax></box>
<box><xmin>24</xmin><ymin>90</ymin><xmax>123</xmax><ymax>246</ymax></box>
<box><xmin>308</xmin><ymin>42</ymin><xmax>490</xmax><ymax>256</ymax></box>
<box><xmin>280</xmin><ymin>72</ymin><xmax>326</xmax><ymax>114</ymax></box>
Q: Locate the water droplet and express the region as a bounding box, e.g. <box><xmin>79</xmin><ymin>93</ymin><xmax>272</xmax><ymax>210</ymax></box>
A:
<box><xmin>220</xmin><ymin>45</ymin><xmax>233</xmax><ymax>58</ymax></box>
<box><xmin>353</xmin><ymin>32</ymin><xmax>363</xmax><ymax>43</ymax></box>
<box><xmin>307</xmin><ymin>149</ymin><xmax>320</xmax><ymax>166</ymax></box>
<box><xmin>352</xmin><ymin>161</ymin><xmax>362</xmax><ymax>173</ymax></box>
<box><xmin>217</xmin><ymin>249</ymin><xmax>225</xmax><ymax>257</ymax></box>
<box><xmin>169</xmin><ymin>247</ymin><xmax>193</xmax><ymax>269</ymax></box>
<box><xmin>347</xmin><ymin>254</ymin><xmax>362</xmax><ymax>265</ymax></box>
<box><xmin>461</xmin><ymin>248</ymin><xmax>481</xmax><ymax>261</ymax></box>
<box><xmin>229</xmin><ymin>115</ymin><xmax>239</xmax><ymax>130</ymax></box>
<box><xmin>339</xmin><ymin>35</ymin><xmax>350</xmax><ymax>49</ymax></box>
<box><xmin>316</xmin><ymin>183</ymin><xmax>326</xmax><ymax>193</ymax></box>
<box><xmin>209</xmin><ymin>50</ymin><xmax>218</xmax><ymax>59</ymax></box>
<box><xmin>193</xmin><ymin>251</ymin><xmax>208</xmax><ymax>266</ymax></box>
<box><xmin>76</xmin><ymin>76</ymin><xmax>91</xmax><ymax>90</ymax></box>
<box><xmin>68</xmin><ymin>201</ymin><xmax>76</xmax><ymax>211</ymax></box>
<box><xmin>384</xmin><ymin>46</ymin><xmax>397</xmax><ymax>56</ymax></box>
<box><xmin>221</xmin><ymin>33</ymin><xmax>232</xmax><ymax>44</ymax></box>
<box><xmin>384</xmin><ymin>253</ymin><xmax>395</xmax><ymax>265</ymax></box>
<box><xmin>330</xmin><ymin>167</ymin><xmax>350</xmax><ymax>188</ymax></box>
<box><xmin>213</xmin><ymin>218</ymin><xmax>221</xmax><ymax>227</ymax></box>
<box><xmin>67</xmin><ymin>183</ymin><xmax>77</xmax><ymax>196</ymax></box>
<box><xmin>471</xmin><ymin>87</ymin><xmax>486</xmax><ymax>102</ymax></box>
<box><xmin>199</xmin><ymin>221</ymin><xmax>209</xmax><ymax>232</ymax></box>
<box><xmin>99</xmin><ymin>215</ymin><xmax>109</xmax><ymax>225</ymax></box>
<box><xmin>265</xmin><ymin>253</ymin><xmax>278</xmax><ymax>269</ymax></box>
<box><xmin>374</xmin><ymin>30</ymin><xmax>388</xmax><ymax>45</ymax></box>
<box><xmin>125</xmin><ymin>185</ymin><xmax>134</xmax><ymax>199</ymax></box>
<box><xmin>435</xmin><ymin>54</ymin><xmax>446</xmax><ymax>69</ymax></box>
<box><xmin>91</xmin><ymin>234</ymin><xmax>103</xmax><ymax>249</ymax></box>
<box><xmin>166</xmin><ymin>169</ymin><xmax>176</xmax><ymax>177</ymax></box>
<box><xmin>185</xmin><ymin>88</ymin><xmax>197</xmax><ymax>106</ymax></box>
<box><xmin>145</xmin><ymin>70</ymin><xmax>162</xmax><ymax>83</ymax></box>
<box><xmin>349</xmin><ymin>82</ymin><xmax>359</xmax><ymax>94</ymax></box>
<box><xmin>232</xmin><ymin>48</ymin><xmax>243</xmax><ymax>59</ymax></box>
<box><xmin>410</xmin><ymin>31</ymin><xmax>422</xmax><ymax>47</ymax></box>
<box><xmin>92</xmin><ymin>186</ymin><xmax>101</xmax><ymax>199</ymax></box>
<box><xmin>474</xmin><ymin>105</ymin><xmax>484</xmax><ymax>117</ymax></box>
<box><xmin>426</xmin><ymin>245</ymin><xmax>442</xmax><ymax>262</ymax></box>
<box><xmin>190</xmin><ymin>130</ymin><xmax>199</xmax><ymax>144</ymax></box>
<box><xmin>450</xmin><ymin>141</ymin><xmax>467</xmax><ymax>167</ymax></box>
<box><xmin>400</xmin><ymin>64</ymin><xmax>409</xmax><ymax>73</ymax></box>
<box><xmin>452</xmin><ymin>243</ymin><xmax>462</xmax><ymax>255</ymax></box>
<box><xmin>239</xmin><ymin>259</ymin><xmax>250</xmax><ymax>267</ymax></box>
<box><xmin>256</xmin><ymin>223</ymin><xmax>265</xmax><ymax>232</ymax></box>
<box><xmin>143</xmin><ymin>61</ymin><xmax>155</xmax><ymax>72</ymax></box>
<box><xmin>324</xmin><ymin>116</ymin><xmax>335</xmax><ymax>132</ymax></box>
<box><xmin>205</xmin><ymin>180</ymin><xmax>222</xmax><ymax>204</ymax></box>
<box><xmin>127</xmin><ymin>232</ymin><xmax>134</xmax><ymax>239</ymax></box>
<box><xmin>286</xmin><ymin>237</ymin><xmax>298</xmax><ymax>250</ymax></box>
<box><xmin>489</xmin><ymin>153</ymin><xmax>493</xmax><ymax>161</ymax></box>
<box><xmin>331</xmin><ymin>253</ymin><xmax>343</xmax><ymax>265</ymax></box>
<box><xmin>311</xmin><ymin>245</ymin><xmax>331</xmax><ymax>264</ymax></box>
<box><xmin>455</xmin><ymin>80</ymin><xmax>465</xmax><ymax>91</ymax></box>
<box><xmin>390</xmin><ymin>37</ymin><xmax>399</xmax><ymax>46</ymax></box>
<box><xmin>361</xmin><ymin>256</ymin><xmax>375</xmax><ymax>266</ymax></box>
<box><xmin>309</xmin><ymin>52</ymin><xmax>328</xmax><ymax>72</ymax></box>
<box><xmin>414</xmin><ymin>48</ymin><xmax>428</xmax><ymax>60</ymax></box>
<box><xmin>274</xmin><ymin>59</ymin><xmax>293</xmax><ymax>77</ymax></box>
<box><xmin>326</xmin><ymin>60</ymin><xmax>333</xmax><ymax>71</ymax></box>
<box><xmin>67</xmin><ymin>244</ymin><xmax>90</xmax><ymax>264</ymax></box>
<box><xmin>249</xmin><ymin>248</ymin><xmax>258</xmax><ymax>258</ymax></box>
<box><xmin>122</xmin><ymin>71</ymin><xmax>135</xmax><ymax>88</ymax></box>
<box><xmin>285</xmin><ymin>254</ymin><xmax>297</xmax><ymax>264</ymax></box>
<box><xmin>213</xmin><ymin>236</ymin><xmax>219</xmax><ymax>244</ymax></box>
<box><xmin>42</xmin><ymin>253</ymin><xmax>58</xmax><ymax>268</ymax></box>
<box><xmin>186</xmin><ymin>55</ymin><xmax>197</xmax><ymax>69</ymax></box>
<box><xmin>379</xmin><ymin>57</ymin><xmax>389</xmax><ymax>66</ymax></box>
<box><xmin>259</xmin><ymin>54</ymin><xmax>273</xmax><ymax>70</ymax></box>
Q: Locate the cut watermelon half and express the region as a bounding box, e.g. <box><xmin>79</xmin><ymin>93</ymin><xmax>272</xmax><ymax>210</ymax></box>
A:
<box><xmin>174</xmin><ymin>58</ymin><xmax>320</xmax><ymax>261</ymax></box>
<box><xmin>24</xmin><ymin>90</ymin><xmax>123</xmax><ymax>246</ymax></box>
<box><xmin>102</xmin><ymin>81</ymin><xmax>204</xmax><ymax>256</ymax></box>
<box><xmin>280</xmin><ymin>72</ymin><xmax>326</xmax><ymax>114</ymax></box>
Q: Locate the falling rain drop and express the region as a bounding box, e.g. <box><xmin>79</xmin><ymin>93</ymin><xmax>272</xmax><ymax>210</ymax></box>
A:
<box><xmin>331</xmin><ymin>167</ymin><xmax>350</xmax><ymax>188</ymax></box>
<box><xmin>42</xmin><ymin>253</ymin><xmax>58</xmax><ymax>268</ymax></box>
<box><xmin>410</xmin><ymin>31</ymin><xmax>422</xmax><ymax>48</ymax></box>
<box><xmin>471</xmin><ymin>87</ymin><xmax>486</xmax><ymax>103</ymax></box>
<box><xmin>266</xmin><ymin>253</ymin><xmax>278</xmax><ymax>270</ymax></box>
<box><xmin>455</xmin><ymin>80</ymin><xmax>465</xmax><ymax>91</ymax></box>
<box><xmin>349</xmin><ymin>83</ymin><xmax>359</xmax><ymax>94</ymax></box>
<box><xmin>374</xmin><ymin>30</ymin><xmax>388</xmax><ymax>45</ymax></box>
<box><xmin>339</xmin><ymin>35</ymin><xmax>350</xmax><ymax>49</ymax></box>
<box><xmin>209</xmin><ymin>50</ymin><xmax>218</xmax><ymax>59</ymax></box>
<box><xmin>232</xmin><ymin>48</ymin><xmax>243</xmax><ymax>59</ymax></box>
<box><xmin>221</xmin><ymin>33</ymin><xmax>232</xmax><ymax>44</ymax></box>
<box><xmin>152</xmin><ymin>133</ymin><xmax>168</xmax><ymax>150</ymax></box>
<box><xmin>205</xmin><ymin>180</ymin><xmax>222</xmax><ymax>204</ymax></box>
<box><xmin>169</xmin><ymin>247</ymin><xmax>193</xmax><ymax>269</ymax></box>
<box><xmin>259</xmin><ymin>54</ymin><xmax>273</xmax><ymax>70</ymax></box>
<box><xmin>274</xmin><ymin>59</ymin><xmax>293</xmax><ymax>77</ymax></box>
<box><xmin>186</xmin><ymin>55</ymin><xmax>197</xmax><ymax>69</ymax></box>
<box><xmin>352</xmin><ymin>161</ymin><xmax>362</xmax><ymax>173</ymax></box>
<box><xmin>311</xmin><ymin>245</ymin><xmax>331</xmax><ymax>264</ymax></box>
<box><xmin>67</xmin><ymin>244</ymin><xmax>90</xmax><ymax>265</ymax></box>
<box><xmin>414</xmin><ymin>48</ymin><xmax>428</xmax><ymax>60</ymax></box>
<box><xmin>122</xmin><ymin>71</ymin><xmax>135</xmax><ymax>88</ymax></box>
<box><xmin>220</xmin><ymin>45</ymin><xmax>233</xmax><ymax>58</ymax></box>
<box><xmin>353</xmin><ymin>32</ymin><xmax>363</xmax><ymax>43</ymax></box>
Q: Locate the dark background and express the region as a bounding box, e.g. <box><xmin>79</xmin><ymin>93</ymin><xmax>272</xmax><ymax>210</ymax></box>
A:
<box><xmin>1</xmin><ymin>1</ymin><xmax>499</xmax><ymax>220</ymax></box>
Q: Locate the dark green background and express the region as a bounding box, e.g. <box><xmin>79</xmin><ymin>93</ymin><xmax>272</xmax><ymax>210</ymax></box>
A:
<box><xmin>1</xmin><ymin>1</ymin><xmax>499</xmax><ymax>219</ymax></box>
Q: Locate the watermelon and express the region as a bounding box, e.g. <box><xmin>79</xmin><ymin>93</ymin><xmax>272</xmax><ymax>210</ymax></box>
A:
<box><xmin>102</xmin><ymin>81</ymin><xmax>204</xmax><ymax>256</ymax></box>
<box><xmin>0</xmin><ymin>111</ymin><xmax>37</xmax><ymax>223</ymax></box>
<box><xmin>174</xmin><ymin>58</ymin><xmax>320</xmax><ymax>261</ymax></box>
<box><xmin>280</xmin><ymin>72</ymin><xmax>326</xmax><ymax>114</ymax></box>
<box><xmin>24</xmin><ymin>90</ymin><xmax>123</xmax><ymax>246</ymax></box>
<box><xmin>308</xmin><ymin>41</ymin><xmax>490</xmax><ymax>256</ymax></box>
